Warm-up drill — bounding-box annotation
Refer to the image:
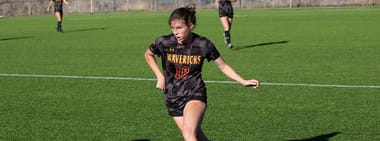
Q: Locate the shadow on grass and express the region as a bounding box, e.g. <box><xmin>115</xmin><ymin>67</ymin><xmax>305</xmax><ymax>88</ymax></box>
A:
<box><xmin>130</xmin><ymin>139</ymin><xmax>150</xmax><ymax>141</ymax></box>
<box><xmin>0</xmin><ymin>36</ymin><xmax>35</xmax><ymax>42</ymax></box>
<box><xmin>286</xmin><ymin>132</ymin><xmax>341</xmax><ymax>141</ymax></box>
<box><xmin>233</xmin><ymin>40</ymin><xmax>289</xmax><ymax>50</ymax></box>
<box><xmin>63</xmin><ymin>27</ymin><xmax>108</xmax><ymax>33</ymax></box>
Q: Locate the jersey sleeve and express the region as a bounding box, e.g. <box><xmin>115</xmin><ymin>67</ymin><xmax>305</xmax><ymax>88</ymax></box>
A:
<box><xmin>206</xmin><ymin>41</ymin><xmax>220</xmax><ymax>62</ymax></box>
<box><xmin>149</xmin><ymin>37</ymin><xmax>164</xmax><ymax>56</ymax></box>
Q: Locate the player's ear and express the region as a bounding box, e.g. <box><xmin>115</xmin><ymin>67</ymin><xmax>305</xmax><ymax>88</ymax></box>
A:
<box><xmin>188</xmin><ymin>23</ymin><xmax>194</xmax><ymax>30</ymax></box>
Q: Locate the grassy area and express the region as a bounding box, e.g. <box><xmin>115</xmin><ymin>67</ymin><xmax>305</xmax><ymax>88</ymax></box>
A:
<box><xmin>1</xmin><ymin>8</ymin><xmax>379</xmax><ymax>140</ymax></box>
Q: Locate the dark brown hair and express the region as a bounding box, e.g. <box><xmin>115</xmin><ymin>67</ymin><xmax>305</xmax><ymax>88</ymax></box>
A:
<box><xmin>168</xmin><ymin>4</ymin><xmax>196</xmax><ymax>27</ymax></box>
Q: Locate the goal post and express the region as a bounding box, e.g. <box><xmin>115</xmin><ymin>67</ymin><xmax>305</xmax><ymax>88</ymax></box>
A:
<box><xmin>90</xmin><ymin>0</ymin><xmax>93</xmax><ymax>14</ymax></box>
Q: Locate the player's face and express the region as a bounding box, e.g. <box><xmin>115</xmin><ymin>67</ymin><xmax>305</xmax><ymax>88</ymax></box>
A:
<box><xmin>170</xmin><ymin>19</ymin><xmax>193</xmax><ymax>45</ymax></box>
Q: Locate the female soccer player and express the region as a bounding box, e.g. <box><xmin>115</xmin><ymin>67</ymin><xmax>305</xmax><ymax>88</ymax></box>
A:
<box><xmin>47</xmin><ymin>0</ymin><xmax>69</xmax><ymax>32</ymax></box>
<box><xmin>144</xmin><ymin>4</ymin><xmax>259</xmax><ymax>141</ymax></box>
<box><xmin>216</xmin><ymin>0</ymin><xmax>236</xmax><ymax>48</ymax></box>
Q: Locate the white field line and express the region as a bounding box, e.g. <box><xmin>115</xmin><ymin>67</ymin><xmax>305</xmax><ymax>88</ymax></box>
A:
<box><xmin>0</xmin><ymin>73</ymin><xmax>379</xmax><ymax>89</ymax></box>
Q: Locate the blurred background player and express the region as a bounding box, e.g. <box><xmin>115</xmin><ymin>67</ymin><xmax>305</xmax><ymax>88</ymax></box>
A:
<box><xmin>47</xmin><ymin>0</ymin><xmax>69</xmax><ymax>32</ymax></box>
<box><xmin>215</xmin><ymin>0</ymin><xmax>236</xmax><ymax>48</ymax></box>
<box><xmin>145</xmin><ymin>3</ymin><xmax>259</xmax><ymax>141</ymax></box>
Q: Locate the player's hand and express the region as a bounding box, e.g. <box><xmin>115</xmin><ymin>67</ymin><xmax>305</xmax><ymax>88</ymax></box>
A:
<box><xmin>242</xmin><ymin>79</ymin><xmax>259</xmax><ymax>89</ymax></box>
<box><xmin>47</xmin><ymin>8</ymin><xmax>50</xmax><ymax>12</ymax></box>
<box><xmin>156</xmin><ymin>77</ymin><xmax>165</xmax><ymax>91</ymax></box>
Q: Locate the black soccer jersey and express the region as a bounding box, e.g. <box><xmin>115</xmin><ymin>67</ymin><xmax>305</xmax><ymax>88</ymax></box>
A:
<box><xmin>149</xmin><ymin>33</ymin><xmax>220</xmax><ymax>116</ymax></box>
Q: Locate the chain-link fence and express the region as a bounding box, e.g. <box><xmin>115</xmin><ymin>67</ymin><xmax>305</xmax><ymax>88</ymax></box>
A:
<box><xmin>0</xmin><ymin>0</ymin><xmax>378</xmax><ymax>17</ymax></box>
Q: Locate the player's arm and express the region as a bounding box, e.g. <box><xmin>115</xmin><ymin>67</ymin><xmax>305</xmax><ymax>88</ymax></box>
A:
<box><xmin>214</xmin><ymin>57</ymin><xmax>259</xmax><ymax>88</ymax></box>
<box><xmin>47</xmin><ymin>0</ymin><xmax>53</xmax><ymax>11</ymax></box>
<box><xmin>144</xmin><ymin>49</ymin><xmax>165</xmax><ymax>90</ymax></box>
<box><xmin>215</xmin><ymin>0</ymin><xmax>219</xmax><ymax>8</ymax></box>
<box><xmin>63</xmin><ymin>0</ymin><xmax>70</xmax><ymax>5</ymax></box>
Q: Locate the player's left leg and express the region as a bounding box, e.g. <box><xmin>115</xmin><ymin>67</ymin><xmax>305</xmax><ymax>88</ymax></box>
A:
<box><xmin>227</xmin><ymin>17</ymin><xmax>233</xmax><ymax>48</ymax></box>
<box><xmin>196</xmin><ymin>128</ymin><xmax>208</xmax><ymax>141</ymax></box>
<box><xmin>55</xmin><ymin>12</ymin><xmax>62</xmax><ymax>32</ymax></box>
<box><xmin>173</xmin><ymin>118</ymin><xmax>208</xmax><ymax>141</ymax></box>
<box><xmin>221</xmin><ymin>16</ymin><xmax>234</xmax><ymax>48</ymax></box>
<box><xmin>59</xmin><ymin>10</ymin><xmax>63</xmax><ymax>32</ymax></box>
<box><xmin>220</xmin><ymin>16</ymin><xmax>231</xmax><ymax>45</ymax></box>
<box><xmin>173</xmin><ymin>100</ymin><xmax>208</xmax><ymax>141</ymax></box>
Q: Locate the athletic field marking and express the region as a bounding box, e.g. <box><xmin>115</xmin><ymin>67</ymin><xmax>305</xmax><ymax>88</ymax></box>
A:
<box><xmin>1</xmin><ymin>73</ymin><xmax>379</xmax><ymax>89</ymax></box>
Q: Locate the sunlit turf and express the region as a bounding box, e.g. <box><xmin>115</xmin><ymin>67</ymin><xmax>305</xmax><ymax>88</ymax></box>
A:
<box><xmin>1</xmin><ymin>7</ymin><xmax>379</xmax><ymax>140</ymax></box>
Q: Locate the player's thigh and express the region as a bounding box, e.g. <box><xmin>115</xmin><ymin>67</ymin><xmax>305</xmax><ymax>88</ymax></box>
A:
<box><xmin>220</xmin><ymin>17</ymin><xmax>230</xmax><ymax>29</ymax></box>
<box><xmin>183</xmin><ymin>100</ymin><xmax>207</xmax><ymax>129</ymax></box>
<box><xmin>54</xmin><ymin>12</ymin><xmax>61</xmax><ymax>19</ymax></box>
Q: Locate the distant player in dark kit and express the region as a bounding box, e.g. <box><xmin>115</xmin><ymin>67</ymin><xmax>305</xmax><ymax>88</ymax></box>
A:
<box><xmin>47</xmin><ymin>0</ymin><xmax>69</xmax><ymax>32</ymax></box>
<box><xmin>216</xmin><ymin>0</ymin><xmax>236</xmax><ymax>48</ymax></box>
<box><xmin>145</xmin><ymin>3</ymin><xmax>259</xmax><ymax>141</ymax></box>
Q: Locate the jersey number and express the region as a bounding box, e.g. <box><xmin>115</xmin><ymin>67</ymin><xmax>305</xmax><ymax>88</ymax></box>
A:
<box><xmin>175</xmin><ymin>66</ymin><xmax>190</xmax><ymax>79</ymax></box>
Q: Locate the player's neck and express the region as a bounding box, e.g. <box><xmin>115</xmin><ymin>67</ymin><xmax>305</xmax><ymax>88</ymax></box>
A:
<box><xmin>181</xmin><ymin>33</ymin><xmax>194</xmax><ymax>45</ymax></box>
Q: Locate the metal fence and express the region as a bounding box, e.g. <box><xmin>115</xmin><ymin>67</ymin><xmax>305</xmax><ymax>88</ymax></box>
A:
<box><xmin>0</xmin><ymin>0</ymin><xmax>378</xmax><ymax>17</ymax></box>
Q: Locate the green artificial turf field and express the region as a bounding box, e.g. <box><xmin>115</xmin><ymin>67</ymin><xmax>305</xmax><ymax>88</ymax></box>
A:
<box><xmin>1</xmin><ymin>7</ymin><xmax>379</xmax><ymax>140</ymax></box>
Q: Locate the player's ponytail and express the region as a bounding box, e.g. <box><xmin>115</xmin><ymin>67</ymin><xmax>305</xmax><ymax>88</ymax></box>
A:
<box><xmin>169</xmin><ymin>3</ymin><xmax>197</xmax><ymax>27</ymax></box>
<box><xmin>185</xmin><ymin>3</ymin><xmax>196</xmax><ymax>13</ymax></box>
